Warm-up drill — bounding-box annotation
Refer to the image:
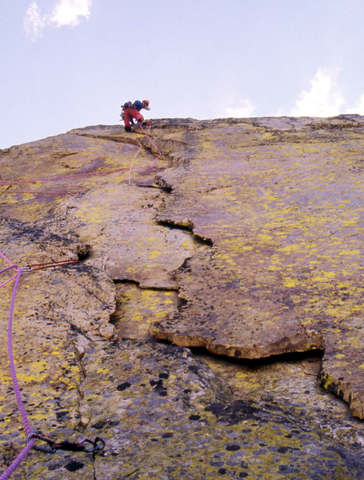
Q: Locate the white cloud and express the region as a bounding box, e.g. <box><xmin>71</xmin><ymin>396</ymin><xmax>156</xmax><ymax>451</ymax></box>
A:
<box><xmin>50</xmin><ymin>0</ymin><xmax>92</xmax><ymax>27</ymax></box>
<box><xmin>289</xmin><ymin>68</ymin><xmax>345</xmax><ymax>117</ymax></box>
<box><xmin>24</xmin><ymin>2</ymin><xmax>46</xmax><ymax>41</ymax></box>
<box><xmin>24</xmin><ymin>0</ymin><xmax>92</xmax><ymax>41</ymax></box>
<box><xmin>225</xmin><ymin>99</ymin><xmax>257</xmax><ymax>118</ymax></box>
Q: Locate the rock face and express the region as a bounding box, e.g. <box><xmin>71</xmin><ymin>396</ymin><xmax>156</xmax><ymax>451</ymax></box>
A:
<box><xmin>1</xmin><ymin>117</ymin><xmax>364</xmax><ymax>479</ymax></box>
<box><xmin>151</xmin><ymin>116</ymin><xmax>364</xmax><ymax>418</ymax></box>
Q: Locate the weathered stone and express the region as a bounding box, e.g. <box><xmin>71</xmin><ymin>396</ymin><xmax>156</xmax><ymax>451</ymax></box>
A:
<box><xmin>25</xmin><ymin>339</ymin><xmax>364</xmax><ymax>479</ymax></box>
<box><xmin>1</xmin><ymin>118</ymin><xmax>364</xmax><ymax>479</ymax></box>
<box><xmin>151</xmin><ymin>116</ymin><xmax>364</xmax><ymax>418</ymax></box>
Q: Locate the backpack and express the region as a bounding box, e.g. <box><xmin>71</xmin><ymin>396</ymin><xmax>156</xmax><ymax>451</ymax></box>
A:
<box><xmin>121</xmin><ymin>101</ymin><xmax>133</xmax><ymax>111</ymax></box>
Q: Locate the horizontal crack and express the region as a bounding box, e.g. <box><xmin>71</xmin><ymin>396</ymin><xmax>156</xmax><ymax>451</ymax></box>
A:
<box><xmin>112</xmin><ymin>278</ymin><xmax>179</xmax><ymax>292</ymax></box>
<box><xmin>71</xmin><ymin>128</ymin><xmax>191</xmax><ymax>168</ymax></box>
<box><xmin>157</xmin><ymin>219</ymin><xmax>194</xmax><ymax>232</ymax></box>
<box><xmin>157</xmin><ymin>219</ymin><xmax>213</xmax><ymax>246</ymax></box>
<box><xmin>190</xmin><ymin>345</ymin><xmax>324</xmax><ymax>367</ymax></box>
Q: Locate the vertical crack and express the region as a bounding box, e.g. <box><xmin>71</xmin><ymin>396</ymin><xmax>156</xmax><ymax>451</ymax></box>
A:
<box><xmin>73</xmin><ymin>334</ymin><xmax>91</xmax><ymax>432</ymax></box>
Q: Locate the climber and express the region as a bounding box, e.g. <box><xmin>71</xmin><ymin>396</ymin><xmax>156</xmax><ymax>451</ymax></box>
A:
<box><xmin>121</xmin><ymin>100</ymin><xmax>150</xmax><ymax>132</ymax></box>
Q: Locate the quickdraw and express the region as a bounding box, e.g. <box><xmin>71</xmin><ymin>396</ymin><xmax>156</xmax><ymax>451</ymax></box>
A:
<box><xmin>22</xmin><ymin>259</ymin><xmax>81</xmax><ymax>272</ymax></box>
<box><xmin>0</xmin><ymin>252</ymin><xmax>104</xmax><ymax>480</ymax></box>
<box><xmin>28</xmin><ymin>433</ymin><xmax>105</xmax><ymax>454</ymax></box>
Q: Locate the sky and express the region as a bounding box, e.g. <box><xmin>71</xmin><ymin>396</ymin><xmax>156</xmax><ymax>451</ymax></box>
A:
<box><xmin>2</xmin><ymin>0</ymin><xmax>364</xmax><ymax>149</ymax></box>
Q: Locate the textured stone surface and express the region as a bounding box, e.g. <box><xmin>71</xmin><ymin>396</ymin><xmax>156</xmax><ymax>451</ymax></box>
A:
<box><xmin>17</xmin><ymin>340</ymin><xmax>364</xmax><ymax>479</ymax></box>
<box><xmin>151</xmin><ymin>116</ymin><xmax>364</xmax><ymax>419</ymax></box>
<box><xmin>1</xmin><ymin>118</ymin><xmax>364</xmax><ymax>479</ymax></box>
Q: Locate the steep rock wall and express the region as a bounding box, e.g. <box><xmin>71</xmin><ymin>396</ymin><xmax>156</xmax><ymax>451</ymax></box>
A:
<box><xmin>0</xmin><ymin>117</ymin><xmax>364</xmax><ymax>479</ymax></box>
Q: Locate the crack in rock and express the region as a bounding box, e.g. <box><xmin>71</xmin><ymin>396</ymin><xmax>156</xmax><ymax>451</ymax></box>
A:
<box><xmin>3</xmin><ymin>118</ymin><xmax>364</xmax><ymax>479</ymax></box>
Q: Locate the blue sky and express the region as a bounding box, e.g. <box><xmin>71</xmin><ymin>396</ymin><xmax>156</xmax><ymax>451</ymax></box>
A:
<box><xmin>2</xmin><ymin>0</ymin><xmax>364</xmax><ymax>149</ymax></box>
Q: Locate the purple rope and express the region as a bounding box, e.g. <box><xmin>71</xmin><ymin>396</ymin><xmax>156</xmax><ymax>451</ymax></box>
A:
<box><xmin>7</xmin><ymin>268</ymin><xmax>32</xmax><ymax>434</ymax></box>
<box><xmin>0</xmin><ymin>441</ymin><xmax>34</xmax><ymax>480</ymax></box>
<box><xmin>0</xmin><ymin>266</ymin><xmax>19</xmax><ymax>289</ymax></box>
<box><xmin>0</xmin><ymin>165</ymin><xmax>131</xmax><ymax>187</ymax></box>
<box><xmin>0</xmin><ymin>265</ymin><xmax>17</xmax><ymax>276</ymax></box>
<box><xmin>0</xmin><ymin>267</ymin><xmax>35</xmax><ymax>480</ymax></box>
<box><xmin>0</xmin><ymin>264</ymin><xmax>19</xmax><ymax>292</ymax></box>
<box><xmin>0</xmin><ymin>251</ymin><xmax>13</xmax><ymax>266</ymax></box>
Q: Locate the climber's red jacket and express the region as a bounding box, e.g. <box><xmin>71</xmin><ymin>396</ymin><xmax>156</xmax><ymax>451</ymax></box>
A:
<box><xmin>123</xmin><ymin>108</ymin><xmax>144</xmax><ymax>128</ymax></box>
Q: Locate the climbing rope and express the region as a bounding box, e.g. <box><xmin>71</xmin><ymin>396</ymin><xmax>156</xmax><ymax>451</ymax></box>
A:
<box><xmin>0</xmin><ymin>126</ymin><xmax>163</xmax><ymax>193</ymax></box>
<box><xmin>1</xmin><ymin>189</ymin><xmax>82</xmax><ymax>196</ymax></box>
<box><xmin>128</xmin><ymin>124</ymin><xmax>162</xmax><ymax>185</ymax></box>
<box><xmin>0</xmin><ymin>266</ymin><xmax>19</xmax><ymax>289</ymax></box>
<box><xmin>138</xmin><ymin>124</ymin><xmax>162</xmax><ymax>166</ymax></box>
<box><xmin>0</xmin><ymin>250</ymin><xmax>13</xmax><ymax>265</ymax></box>
<box><xmin>0</xmin><ymin>251</ymin><xmax>103</xmax><ymax>479</ymax></box>
<box><xmin>0</xmin><ymin>165</ymin><xmax>130</xmax><ymax>188</ymax></box>
<box><xmin>128</xmin><ymin>138</ymin><xmax>143</xmax><ymax>185</ymax></box>
<box><xmin>0</xmin><ymin>124</ymin><xmax>162</xmax><ymax>476</ymax></box>
<box><xmin>0</xmin><ymin>264</ymin><xmax>35</xmax><ymax>480</ymax></box>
